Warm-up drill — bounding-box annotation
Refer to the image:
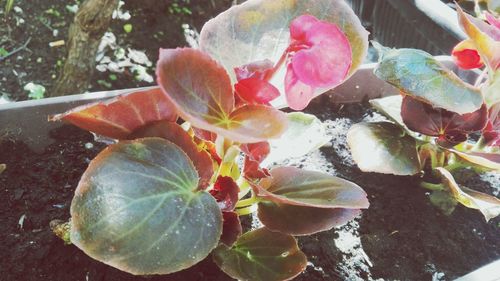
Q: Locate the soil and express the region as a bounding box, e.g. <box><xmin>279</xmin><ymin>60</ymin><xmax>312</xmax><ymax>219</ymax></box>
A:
<box><xmin>1</xmin><ymin>100</ymin><xmax>499</xmax><ymax>281</ymax></box>
<box><xmin>0</xmin><ymin>0</ymin><xmax>235</xmax><ymax>101</ymax></box>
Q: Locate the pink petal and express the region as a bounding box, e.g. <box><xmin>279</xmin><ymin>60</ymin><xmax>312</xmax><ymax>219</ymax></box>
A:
<box><xmin>234</xmin><ymin>77</ymin><xmax>280</xmax><ymax>105</ymax></box>
<box><xmin>485</xmin><ymin>12</ymin><xmax>500</xmax><ymax>31</ymax></box>
<box><xmin>290</xmin><ymin>18</ymin><xmax>352</xmax><ymax>87</ymax></box>
<box><xmin>234</xmin><ymin>59</ymin><xmax>274</xmax><ymax>81</ymax></box>
<box><xmin>304</xmin><ymin>20</ymin><xmax>349</xmax><ymax>46</ymax></box>
<box><xmin>292</xmin><ymin>40</ymin><xmax>351</xmax><ymax>87</ymax></box>
<box><xmin>285</xmin><ymin>64</ymin><xmax>315</xmax><ymax>110</ymax></box>
<box><xmin>290</xmin><ymin>14</ymin><xmax>319</xmax><ymax>42</ymax></box>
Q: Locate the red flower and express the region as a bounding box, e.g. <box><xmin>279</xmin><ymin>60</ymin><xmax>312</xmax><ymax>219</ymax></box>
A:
<box><xmin>234</xmin><ymin>60</ymin><xmax>280</xmax><ymax>106</ymax></box>
<box><xmin>452</xmin><ymin>43</ymin><xmax>484</xmax><ymax>70</ymax></box>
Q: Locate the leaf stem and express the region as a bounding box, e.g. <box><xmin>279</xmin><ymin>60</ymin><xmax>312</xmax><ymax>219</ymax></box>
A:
<box><xmin>470</xmin><ymin>135</ymin><xmax>486</xmax><ymax>152</ymax></box>
<box><xmin>237</xmin><ymin>178</ymin><xmax>251</xmax><ymax>199</ymax></box>
<box><xmin>236</xmin><ymin>196</ymin><xmax>262</xmax><ymax>208</ymax></box>
<box><xmin>235</xmin><ymin>204</ymin><xmax>258</xmax><ymax>216</ymax></box>
<box><xmin>443</xmin><ymin>162</ymin><xmax>466</xmax><ymax>172</ymax></box>
<box><xmin>420</xmin><ymin>181</ymin><xmax>446</xmax><ymax>191</ymax></box>
<box><xmin>474</xmin><ymin>67</ymin><xmax>488</xmax><ymax>87</ymax></box>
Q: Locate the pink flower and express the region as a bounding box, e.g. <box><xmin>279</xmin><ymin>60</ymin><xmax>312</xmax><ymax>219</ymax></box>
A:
<box><xmin>285</xmin><ymin>15</ymin><xmax>352</xmax><ymax>110</ymax></box>
<box><xmin>232</xmin><ymin>15</ymin><xmax>352</xmax><ymax>110</ymax></box>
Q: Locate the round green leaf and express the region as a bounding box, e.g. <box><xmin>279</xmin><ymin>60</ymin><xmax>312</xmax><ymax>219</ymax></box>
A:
<box><xmin>373</xmin><ymin>44</ymin><xmax>484</xmax><ymax>114</ymax></box>
<box><xmin>253</xmin><ymin>167</ymin><xmax>369</xmax><ymax>209</ymax></box>
<box><xmin>199</xmin><ymin>0</ymin><xmax>368</xmax><ymax>107</ymax></box>
<box><xmin>129</xmin><ymin>121</ymin><xmax>214</xmax><ymax>189</ymax></box>
<box><xmin>213</xmin><ymin>228</ymin><xmax>307</xmax><ymax>281</ymax></box>
<box><xmin>347</xmin><ymin>122</ymin><xmax>421</xmax><ymax>175</ymax></box>
<box><xmin>70</xmin><ymin>138</ymin><xmax>222</xmax><ymax>275</ymax></box>
<box><xmin>258</xmin><ymin>201</ymin><xmax>361</xmax><ymax>236</ymax></box>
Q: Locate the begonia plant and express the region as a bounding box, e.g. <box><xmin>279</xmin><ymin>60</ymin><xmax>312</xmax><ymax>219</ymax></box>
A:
<box><xmin>49</xmin><ymin>1</ymin><xmax>371</xmax><ymax>280</ymax></box>
<box><xmin>347</xmin><ymin>6</ymin><xmax>500</xmax><ymax>221</ymax></box>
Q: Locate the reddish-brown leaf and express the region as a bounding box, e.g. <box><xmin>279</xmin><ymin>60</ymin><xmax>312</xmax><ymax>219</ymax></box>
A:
<box><xmin>240</xmin><ymin>142</ymin><xmax>270</xmax><ymax>179</ymax></box>
<box><xmin>258</xmin><ymin>201</ymin><xmax>360</xmax><ymax>236</ymax></box>
<box><xmin>50</xmin><ymin>87</ymin><xmax>177</xmax><ymax>139</ymax></box>
<box><xmin>401</xmin><ymin>96</ymin><xmax>488</xmax><ymax>145</ymax></box>
<box><xmin>156</xmin><ymin>48</ymin><xmax>288</xmax><ymax>143</ymax></box>
<box><xmin>252</xmin><ymin>167</ymin><xmax>369</xmax><ymax>209</ymax></box>
<box><xmin>220</xmin><ymin>211</ymin><xmax>242</xmax><ymax>247</ymax></box>
<box><xmin>210</xmin><ymin>176</ymin><xmax>240</xmax><ymax>211</ymax></box>
<box><xmin>483</xmin><ymin>102</ymin><xmax>500</xmax><ymax>146</ymax></box>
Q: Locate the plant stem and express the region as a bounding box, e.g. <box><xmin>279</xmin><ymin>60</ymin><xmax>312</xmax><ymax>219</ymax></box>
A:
<box><xmin>237</xmin><ymin>179</ymin><xmax>251</xmax><ymax>199</ymax></box>
<box><xmin>420</xmin><ymin>181</ymin><xmax>445</xmax><ymax>191</ymax></box>
<box><xmin>443</xmin><ymin>162</ymin><xmax>465</xmax><ymax>172</ymax></box>
<box><xmin>235</xmin><ymin>204</ymin><xmax>258</xmax><ymax>216</ymax></box>
<box><xmin>236</xmin><ymin>196</ymin><xmax>262</xmax><ymax>208</ymax></box>
<box><xmin>474</xmin><ymin>68</ymin><xmax>488</xmax><ymax>87</ymax></box>
<box><xmin>470</xmin><ymin>136</ymin><xmax>486</xmax><ymax>152</ymax></box>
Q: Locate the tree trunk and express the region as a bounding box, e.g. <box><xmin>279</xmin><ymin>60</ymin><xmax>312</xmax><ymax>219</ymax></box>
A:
<box><xmin>50</xmin><ymin>0</ymin><xmax>119</xmax><ymax>97</ymax></box>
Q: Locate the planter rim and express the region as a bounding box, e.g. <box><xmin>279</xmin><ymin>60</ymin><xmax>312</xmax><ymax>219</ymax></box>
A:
<box><xmin>0</xmin><ymin>56</ymin><xmax>474</xmax><ymax>153</ymax></box>
<box><xmin>6</xmin><ymin>62</ymin><xmax>379</xmax><ymax>110</ymax></box>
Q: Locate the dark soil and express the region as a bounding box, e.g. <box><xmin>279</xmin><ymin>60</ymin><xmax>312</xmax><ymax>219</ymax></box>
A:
<box><xmin>1</xmin><ymin>100</ymin><xmax>499</xmax><ymax>281</ymax></box>
<box><xmin>0</xmin><ymin>0</ymin><xmax>234</xmax><ymax>101</ymax></box>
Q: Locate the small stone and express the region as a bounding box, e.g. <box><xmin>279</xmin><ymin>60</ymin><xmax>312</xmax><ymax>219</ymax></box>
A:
<box><xmin>13</xmin><ymin>189</ymin><xmax>24</xmax><ymax>200</ymax></box>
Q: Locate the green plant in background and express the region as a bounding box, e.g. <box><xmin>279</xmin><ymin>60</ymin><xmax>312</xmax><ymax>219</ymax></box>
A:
<box><xmin>123</xmin><ymin>23</ymin><xmax>132</xmax><ymax>33</ymax></box>
<box><xmin>3</xmin><ymin>0</ymin><xmax>15</xmax><ymax>16</ymax></box>
<box><xmin>23</xmin><ymin>82</ymin><xmax>46</xmax><ymax>100</ymax></box>
<box><xmin>168</xmin><ymin>1</ymin><xmax>192</xmax><ymax>15</ymax></box>
<box><xmin>347</xmin><ymin>7</ymin><xmax>500</xmax><ymax>220</ymax></box>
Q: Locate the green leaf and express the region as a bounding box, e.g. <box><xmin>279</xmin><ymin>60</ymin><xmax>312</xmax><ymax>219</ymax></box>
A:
<box><xmin>213</xmin><ymin>228</ymin><xmax>307</xmax><ymax>281</ymax></box>
<box><xmin>436</xmin><ymin>167</ymin><xmax>500</xmax><ymax>221</ymax></box>
<box><xmin>70</xmin><ymin>138</ymin><xmax>222</xmax><ymax>275</ymax></box>
<box><xmin>252</xmin><ymin>166</ymin><xmax>369</xmax><ymax>209</ymax></box>
<box><xmin>373</xmin><ymin>44</ymin><xmax>483</xmax><ymax>114</ymax></box>
<box><xmin>129</xmin><ymin>121</ymin><xmax>214</xmax><ymax>189</ymax></box>
<box><xmin>156</xmin><ymin>48</ymin><xmax>288</xmax><ymax>143</ymax></box>
<box><xmin>347</xmin><ymin>122</ymin><xmax>421</xmax><ymax>175</ymax></box>
<box><xmin>485</xmin><ymin>70</ymin><xmax>500</xmax><ymax>106</ymax></box>
<box><xmin>0</xmin><ymin>47</ymin><xmax>8</xmax><ymax>57</ymax></box>
<box><xmin>449</xmin><ymin>149</ymin><xmax>500</xmax><ymax>171</ymax></box>
<box><xmin>369</xmin><ymin>95</ymin><xmax>404</xmax><ymax>125</ymax></box>
<box><xmin>24</xmin><ymin>82</ymin><xmax>46</xmax><ymax>100</ymax></box>
<box><xmin>258</xmin><ymin>201</ymin><xmax>361</xmax><ymax>236</ymax></box>
<box><xmin>123</xmin><ymin>23</ymin><xmax>133</xmax><ymax>33</ymax></box>
<box><xmin>199</xmin><ymin>0</ymin><xmax>368</xmax><ymax>107</ymax></box>
<box><xmin>262</xmin><ymin>112</ymin><xmax>330</xmax><ymax>166</ymax></box>
<box><xmin>369</xmin><ymin>95</ymin><xmax>423</xmax><ymax>140</ymax></box>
